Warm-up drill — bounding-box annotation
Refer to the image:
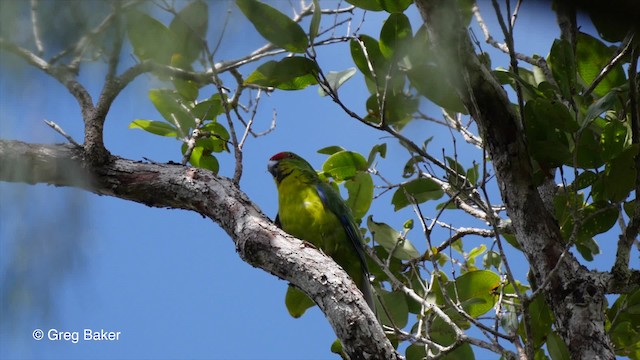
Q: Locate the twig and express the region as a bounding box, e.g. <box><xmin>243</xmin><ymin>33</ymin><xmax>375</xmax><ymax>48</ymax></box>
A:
<box><xmin>30</xmin><ymin>0</ymin><xmax>44</xmax><ymax>56</ymax></box>
<box><xmin>43</xmin><ymin>120</ymin><xmax>82</xmax><ymax>147</ymax></box>
<box><xmin>583</xmin><ymin>32</ymin><xmax>636</xmax><ymax>98</ymax></box>
<box><xmin>472</xmin><ymin>4</ymin><xmax>556</xmax><ymax>86</ymax></box>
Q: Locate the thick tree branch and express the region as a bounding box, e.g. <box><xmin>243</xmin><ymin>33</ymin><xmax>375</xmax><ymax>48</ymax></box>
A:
<box><xmin>0</xmin><ymin>139</ymin><xmax>398</xmax><ymax>360</ymax></box>
<box><xmin>413</xmin><ymin>0</ymin><xmax>615</xmax><ymax>358</ymax></box>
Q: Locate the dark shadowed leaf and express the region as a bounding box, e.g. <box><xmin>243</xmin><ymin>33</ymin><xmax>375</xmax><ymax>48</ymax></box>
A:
<box><xmin>392</xmin><ymin>178</ymin><xmax>444</xmax><ymax>211</ymax></box>
<box><xmin>548</xmin><ymin>38</ymin><xmax>576</xmax><ymax>100</ymax></box>
<box><xmin>345</xmin><ymin>0</ymin><xmax>383</xmax><ymax>11</ymax></box>
<box><xmin>377</xmin><ymin>289</ymin><xmax>408</xmax><ymax>328</ymax></box>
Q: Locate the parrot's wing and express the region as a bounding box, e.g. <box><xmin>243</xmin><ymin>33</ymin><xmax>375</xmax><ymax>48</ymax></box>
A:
<box><xmin>315</xmin><ymin>182</ymin><xmax>369</xmax><ymax>274</ymax></box>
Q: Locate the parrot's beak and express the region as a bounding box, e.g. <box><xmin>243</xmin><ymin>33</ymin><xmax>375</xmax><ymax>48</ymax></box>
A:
<box><xmin>267</xmin><ymin>160</ymin><xmax>279</xmax><ymax>179</ymax></box>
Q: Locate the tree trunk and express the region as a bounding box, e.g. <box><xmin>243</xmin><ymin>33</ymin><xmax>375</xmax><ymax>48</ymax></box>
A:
<box><xmin>413</xmin><ymin>1</ymin><xmax>615</xmax><ymax>358</ymax></box>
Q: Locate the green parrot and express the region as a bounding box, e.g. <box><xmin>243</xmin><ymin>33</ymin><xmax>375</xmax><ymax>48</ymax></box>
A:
<box><xmin>268</xmin><ymin>151</ymin><xmax>375</xmax><ymax>310</ymax></box>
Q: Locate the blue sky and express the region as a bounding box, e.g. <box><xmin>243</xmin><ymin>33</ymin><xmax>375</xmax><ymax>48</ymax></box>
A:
<box><xmin>0</xmin><ymin>1</ymin><xmax>628</xmax><ymax>359</ymax></box>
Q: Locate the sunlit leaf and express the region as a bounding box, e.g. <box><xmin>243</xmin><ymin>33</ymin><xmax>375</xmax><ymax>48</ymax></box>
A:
<box><xmin>126</xmin><ymin>10</ymin><xmax>176</xmax><ymax>64</ymax></box>
<box><xmin>318</xmin><ymin>68</ymin><xmax>356</xmax><ymax>96</ymax></box>
<box><xmin>236</xmin><ymin>0</ymin><xmax>308</xmax><ymax>53</ymax></box>
<box><xmin>379</xmin><ymin>13</ymin><xmax>412</xmax><ymax>59</ymax></box>
<box><xmin>576</xmin><ymin>32</ymin><xmax>626</xmax><ymax>97</ymax></box>
<box><xmin>345</xmin><ymin>172</ymin><xmax>374</xmax><ymax>220</ymax></box>
<box><xmin>367</xmin><ymin>215</ymin><xmax>420</xmax><ymax>260</ymax></box>
<box><xmin>245</xmin><ymin>57</ymin><xmax>319</xmax><ymax>90</ymax></box>
<box><xmin>322</xmin><ymin>151</ymin><xmax>368</xmax><ymax>181</ymax></box>
<box><xmin>285</xmin><ymin>285</ymin><xmax>315</xmax><ymax>318</ymax></box>
<box><xmin>128</xmin><ymin>119</ymin><xmax>178</xmax><ymax>137</ymax></box>
<box><xmin>149</xmin><ymin>89</ymin><xmax>195</xmax><ymax>136</ymax></box>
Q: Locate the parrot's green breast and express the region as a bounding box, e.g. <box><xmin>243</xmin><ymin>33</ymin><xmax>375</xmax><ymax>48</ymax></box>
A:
<box><xmin>276</xmin><ymin>176</ymin><xmax>343</xmax><ymax>255</ymax></box>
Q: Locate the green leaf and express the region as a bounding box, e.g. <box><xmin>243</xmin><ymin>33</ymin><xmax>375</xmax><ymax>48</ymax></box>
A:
<box><xmin>201</xmin><ymin>122</ymin><xmax>231</xmax><ymax>152</ymax></box>
<box><xmin>379</xmin><ymin>13</ymin><xmax>412</xmax><ymax>59</ymax></box>
<box><xmin>581</xmin><ymin>90</ymin><xmax>620</xmax><ymax>129</ymax></box>
<box><xmin>149</xmin><ymin>89</ymin><xmax>195</xmax><ymax>136</ymax></box>
<box><xmin>449</xmin><ymin>270</ymin><xmax>499</xmax><ymax>317</ymax></box>
<box><xmin>173</xmin><ymin>77</ymin><xmax>199</xmax><ymax>102</ymax></box>
<box><xmin>576</xmin><ymin>32</ymin><xmax>626</xmax><ymax>97</ymax></box>
<box><xmin>467</xmin><ymin>244</ymin><xmax>486</xmax><ymax>262</ymax></box>
<box><xmin>322</xmin><ymin>151</ymin><xmax>368</xmax><ymax>181</ymax></box>
<box><xmin>126</xmin><ymin>10</ymin><xmax>176</xmax><ymax>64</ymax></box>
<box><xmin>350</xmin><ymin>35</ymin><xmax>386</xmax><ymax>82</ymax></box>
<box><xmin>317</xmin><ymin>146</ymin><xmax>346</xmax><ymax>155</ymax></box>
<box><xmin>601</xmin><ymin>120</ymin><xmax>628</xmax><ymax>161</ymax></box>
<box><xmin>576</xmin><ymin>237</ymin><xmax>600</xmax><ymax>261</ymax></box>
<box><xmin>482</xmin><ymin>250</ymin><xmax>502</xmax><ymax>270</ymax></box>
<box><xmin>365</xmin><ymin>93</ymin><xmax>418</xmax><ymax>130</ymax></box>
<box><xmin>524</xmin><ymin>98</ymin><xmax>574</xmax><ymax>167</ymax></box>
<box><xmin>309</xmin><ymin>0</ymin><xmax>321</xmax><ymax>43</ymax></box>
<box><xmin>378</xmin><ymin>0</ymin><xmax>412</xmax><ymax>13</ymax></box>
<box><xmin>378</xmin><ymin>289</ymin><xmax>409</xmax><ymax>328</ymax></box>
<box><xmin>245</xmin><ymin>57</ymin><xmax>318</xmax><ymax>90</ymax></box>
<box><xmin>345</xmin><ymin>0</ymin><xmax>383</xmax><ymax>11</ymax></box>
<box><xmin>367</xmin><ymin>215</ymin><xmax>420</xmax><ymax>260</ymax></box>
<box><xmin>405</xmin><ymin>344</ymin><xmax>427</xmax><ymax>360</ymax></box>
<box><xmin>579</xmin><ymin>202</ymin><xmax>618</xmax><ymax>238</ymax></box>
<box><xmin>408</xmin><ymin>63</ymin><xmax>468</xmax><ymax>114</ymax></box>
<box><xmin>285</xmin><ymin>285</ymin><xmax>315</xmax><ymax>318</ymax></box>
<box><xmin>367</xmin><ymin>143</ymin><xmax>387</xmax><ymax>166</ymax></box>
<box><xmin>236</xmin><ymin>0</ymin><xmax>308</xmax><ymax>53</ymax></box>
<box><xmin>570</xmin><ymin>171</ymin><xmax>597</xmax><ymax>190</ymax></box>
<box><xmin>330</xmin><ymin>339</ymin><xmax>343</xmax><ymax>355</ymax></box>
<box><xmin>548</xmin><ymin>39</ymin><xmax>576</xmax><ymax>100</ymax></box>
<box><xmin>345</xmin><ymin>172</ymin><xmax>374</xmax><ymax>220</ymax></box>
<box><xmin>604</xmin><ymin>145</ymin><xmax>639</xmax><ymax>202</ymax></box>
<box><xmin>188</xmin><ymin>146</ymin><xmax>220</xmax><ymax>173</ymax></box>
<box><xmin>318</xmin><ymin>68</ymin><xmax>356</xmax><ymax>96</ymax></box>
<box><xmin>392</xmin><ymin>178</ymin><xmax>444</xmax><ymax>211</ymax></box>
<box><xmin>529</xmin><ymin>98</ymin><xmax>579</xmax><ymax>132</ymax></box>
<box><xmin>169</xmin><ymin>0</ymin><xmax>208</xmax><ymax>63</ymax></box>
<box><xmin>378</xmin><ymin>289</ymin><xmax>409</xmax><ymax>329</ymax></box>
<box><xmin>128</xmin><ymin>119</ymin><xmax>178</xmax><ymax>137</ymax></box>
<box><xmin>623</xmin><ymin>200</ymin><xmax>638</xmax><ymax>218</ymax></box>
<box><xmin>192</xmin><ymin>96</ymin><xmax>225</xmax><ymax>121</ymax></box>
<box><xmin>521</xmin><ymin>293</ymin><xmax>553</xmax><ymax>348</ymax></box>
<box><xmin>574</xmin><ymin>127</ymin><xmax>605</xmax><ymax>169</ymax></box>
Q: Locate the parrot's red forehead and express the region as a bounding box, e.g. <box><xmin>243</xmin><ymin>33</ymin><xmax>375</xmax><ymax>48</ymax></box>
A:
<box><xmin>270</xmin><ymin>152</ymin><xmax>294</xmax><ymax>161</ymax></box>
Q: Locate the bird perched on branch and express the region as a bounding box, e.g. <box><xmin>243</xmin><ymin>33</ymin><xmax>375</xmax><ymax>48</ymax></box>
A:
<box><xmin>268</xmin><ymin>151</ymin><xmax>374</xmax><ymax>310</ymax></box>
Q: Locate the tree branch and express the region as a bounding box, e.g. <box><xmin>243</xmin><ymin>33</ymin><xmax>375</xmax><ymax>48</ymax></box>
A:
<box><xmin>0</xmin><ymin>139</ymin><xmax>398</xmax><ymax>360</ymax></box>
